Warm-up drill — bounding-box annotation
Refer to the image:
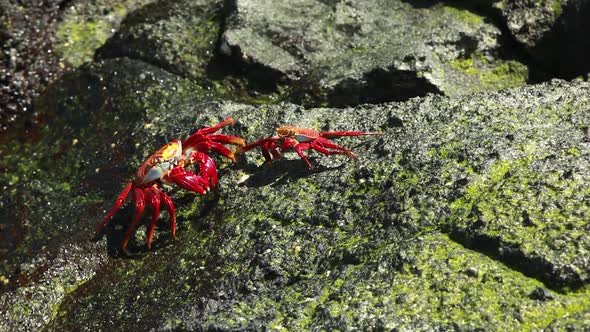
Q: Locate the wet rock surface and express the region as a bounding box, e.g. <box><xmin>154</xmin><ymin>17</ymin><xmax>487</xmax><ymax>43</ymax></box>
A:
<box><xmin>2</xmin><ymin>60</ymin><xmax>589</xmax><ymax>329</ymax></box>
<box><xmin>221</xmin><ymin>0</ymin><xmax>527</xmax><ymax>105</ymax></box>
<box><xmin>0</xmin><ymin>0</ymin><xmax>152</xmax><ymax>132</ymax></box>
<box><xmin>1</xmin><ymin>0</ymin><xmax>590</xmax><ymax>330</ymax></box>
<box><xmin>95</xmin><ymin>0</ymin><xmax>223</xmax><ymax>80</ymax></box>
<box><xmin>0</xmin><ymin>0</ymin><xmax>65</xmax><ymax>132</ymax></box>
<box><xmin>497</xmin><ymin>0</ymin><xmax>590</xmax><ymax>78</ymax></box>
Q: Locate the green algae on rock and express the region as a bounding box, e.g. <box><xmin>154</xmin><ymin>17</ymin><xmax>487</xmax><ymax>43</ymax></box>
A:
<box><xmin>0</xmin><ymin>58</ymin><xmax>217</xmax><ymax>331</ymax></box>
<box><xmin>55</xmin><ymin>0</ymin><xmax>155</xmax><ymax>67</ymax></box>
<box><xmin>496</xmin><ymin>0</ymin><xmax>590</xmax><ymax>78</ymax></box>
<box><xmin>95</xmin><ymin>0</ymin><xmax>223</xmax><ymax>80</ymax></box>
<box><xmin>1</xmin><ymin>64</ymin><xmax>586</xmax><ymax>329</ymax></box>
<box><xmin>221</xmin><ymin>0</ymin><xmax>529</xmax><ymax>106</ymax></box>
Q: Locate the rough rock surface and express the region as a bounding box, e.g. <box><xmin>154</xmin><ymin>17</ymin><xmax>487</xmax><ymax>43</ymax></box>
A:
<box><xmin>1</xmin><ymin>57</ymin><xmax>588</xmax><ymax>330</ymax></box>
<box><xmin>497</xmin><ymin>0</ymin><xmax>590</xmax><ymax>78</ymax></box>
<box><xmin>94</xmin><ymin>0</ymin><xmax>530</xmax><ymax>107</ymax></box>
<box><xmin>0</xmin><ymin>0</ymin><xmax>151</xmax><ymax>132</ymax></box>
<box><xmin>0</xmin><ymin>0</ymin><xmax>65</xmax><ymax>132</ymax></box>
<box><xmin>221</xmin><ymin>0</ymin><xmax>528</xmax><ymax>105</ymax></box>
<box><xmin>2</xmin><ymin>0</ymin><xmax>590</xmax><ymax>330</ymax></box>
<box><xmin>95</xmin><ymin>0</ymin><xmax>222</xmax><ymax>80</ymax></box>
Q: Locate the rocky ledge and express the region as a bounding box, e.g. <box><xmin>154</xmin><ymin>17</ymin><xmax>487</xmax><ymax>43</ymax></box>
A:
<box><xmin>1</xmin><ymin>0</ymin><xmax>589</xmax><ymax>330</ymax></box>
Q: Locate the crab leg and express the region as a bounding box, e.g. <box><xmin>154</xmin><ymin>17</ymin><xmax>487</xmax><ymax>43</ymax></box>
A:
<box><xmin>197</xmin><ymin>117</ymin><xmax>235</xmax><ymax>135</ymax></box>
<box><xmin>266</xmin><ymin>141</ymin><xmax>282</xmax><ymax>161</ymax></box>
<box><xmin>261</xmin><ymin>146</ymin><xmax>275</xmax><ymax>164</ymax></box>
<box><xmin>312</xmin><ymin>138</ymin><xmax>358</xmax><ymax>159</ymax></box>
<box><xmin>237</xmin><ymin>137</ymin><xmax>282</xmax><ymax>163</ymax></box>
<box><xmin>209</xmin><ymin>142</ymin><xmax>238</xmax><ymax>162</ymax></box>
<box><xmin>96</xmin><ymin>182</ymin><xmax>133</xmax><ymax>235</ymax></box>
<box><xmin>145</xmin><ymin>187</ymin><xmax>161</xmax><ymax>249</ymax></box>
<box><xmin>159</xmin><ymin>190</ymin><xmax>176</xmax><ymax>239</ymax></box>
<box><xmin>207</xmin><ymin>134</ymin><xmax>245</xmax><ymax>147</ymax></box>
<box><xmin>237</xmin><ymin>137</ymin><xmax>281</xmax><ymax>153</ymax></box>
<box><xmin>182</xmin><ymin>117</ymin><xmax>236</xmax><ymax>147</ymax></box>
<box><xmin>184</xmin><ymin>139</ymin><xmax>242</xmax><ymax>163</ymax></box>
<box><xmin>321</xmin><ymin>131</ymin><xmax>382</xmax><ymax>138</ymax></box>
<box><xmin>291</xmin><ymin>142</ymin><xmax>314</xmax><ymax>169</ymax></box>
<box><xmin>122</xmin><ymin>188</ymin><xmax>146</xmax><ymax>251</ymax></box>
<box><xmin>183</xmin><ymin>137</ymin><xmax>245</xmax><ymax>159</ymax></box>
<box><xmin>311</xmin><ymin>143</ymin><xmax>358</xmax><ymax>159</ymax></box>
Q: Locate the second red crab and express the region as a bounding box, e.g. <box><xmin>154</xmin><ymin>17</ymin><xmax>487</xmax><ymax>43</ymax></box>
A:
<box><xmin>237</xmin><ymin>126</ymin><xmax>382</xmax><ymax>169</ymax></box>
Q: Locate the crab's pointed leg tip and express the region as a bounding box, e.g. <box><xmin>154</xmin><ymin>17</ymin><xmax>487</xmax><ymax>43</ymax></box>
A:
<box><xmin>222</xmin><ymin>117</ymin><xmax>236</xmax><ymax>127</ymax></box>
<box><xmin>121</xmin><ymin>239</ymin><xmax>130</xmax><ymax>254</ymax></box>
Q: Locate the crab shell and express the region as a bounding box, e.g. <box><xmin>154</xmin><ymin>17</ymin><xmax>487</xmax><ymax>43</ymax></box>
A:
<box><xmin>136</xmin><ymin>139</ymin><xmax>184</xmax><ymax>186</ymax></box>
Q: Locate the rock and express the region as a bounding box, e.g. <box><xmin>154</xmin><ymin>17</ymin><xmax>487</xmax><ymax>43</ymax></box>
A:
<box><xmin>221</xmin><ymin>0</ymin><xmax>528</xmax><ymax>105</ymax></box>
<box><xmin>528</xmin><ymin>287</ymin><xmax>554</xmax><ymax>301</ymax></box>
<box><xmin>544</xmin><ymin>309</ymin><xmax>590</xmax><ymax>331</ymax></box>
<box><xmin>0</xmin><ymin>0</ymin><xmax>64</xmax><ymax>132</ymax></box>
<box><xmin>2</xmin><ymin>0</ymin><xmax>589</xmax><ymax>330</ymax></box>
<box><xmin>55</xmin><ymin>0</ymin><xmax>154</xmax><ymax>67</ymax></box>
<box><xmin>0</xmin><ymin>58</ymin><xmax>206</xmax><ymax>331</ymax></box>
<box><xmin>95</xmin><ymin>0</ymin><xmax>224</xmax><ymax>81</ymax></box>
<box><xmin>0</xmin><ymin>0</ymin><xmax>149</xmax><ymax>132</ymax></box>
<box><xmin>497</xmin><ymin>0</ymin><xmax>590</xmax><ymax>78</ymax></box>
<box><xmin>2</xmin><ymin>56</ymin><xmax>588</xmax><ymax>329</ymax></box>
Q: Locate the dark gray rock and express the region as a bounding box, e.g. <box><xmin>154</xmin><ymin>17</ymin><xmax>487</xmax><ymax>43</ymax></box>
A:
<box><xmin>0</xmin><ymin>0</ymin><xmax>150</xmax><ymax>132</ymax></box>
<box><xmin>0</xmin><ymin>58</ymin><xmax>205</xmax><ymax>331</ymax></box>
<box><xmin>95</xmin><ymin>0</ymin><xmax>224</xmax><ymax>81</ymax></box>
<box><xmin>222</xmin><ymin>0</ymin><xmax>528</xmax><ymax>105</ymax></box>
<box><xmin>0</xmin><ymin>0</ymin><xmax>64</xmax><ymax>132</ymax></box>
<box><xmin>2</xmin><ymin>0</ymin><xmax>590</xmax><ymax>330</ymax></box>
<box><xmin>2</xmin><ymin>56</ymin><xmax>588</xmax><ymax>329</ymax></box>
<box><xmin>497</xmin><ymin>0</ymin><xmax>590</xmax><ymax>78</ymax></box>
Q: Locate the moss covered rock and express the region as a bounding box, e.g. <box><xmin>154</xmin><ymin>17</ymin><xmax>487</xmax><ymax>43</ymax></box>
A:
<box><xmin>496</xmin><ymin>0</ymin><xmax>590</xmax><ymax>78</ymax></box>
<box><xmin>221</xmin><ymin>0</ymin><xmax>529</xmax><ymax>105</ymax></box>
<box><xmin>2</xmin><ymin>0</ymin><xmax>589</xmax><ymax>330</ymax></box>
<box><xmin>1</xmin><ymin>58</ymin><xmax>588</xmax><ymax>329</ymax></box>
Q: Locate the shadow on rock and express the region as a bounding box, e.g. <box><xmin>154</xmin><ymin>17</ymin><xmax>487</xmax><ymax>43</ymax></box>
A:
<box><xmin>236</xmin><ymin>159</ymin><xmax>345</xmax><ymax>188</ymax></box>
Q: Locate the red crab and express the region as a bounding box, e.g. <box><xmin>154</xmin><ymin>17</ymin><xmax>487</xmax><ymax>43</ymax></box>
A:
<box><xmin>97</xmin><ymin>117</ymin><xmax>245</xmax><ymax>251</ymax></box>
<box><xmin>237</xmin><ymin>126</ymin><xmax>382</xmax><ymax>169</ymax></box>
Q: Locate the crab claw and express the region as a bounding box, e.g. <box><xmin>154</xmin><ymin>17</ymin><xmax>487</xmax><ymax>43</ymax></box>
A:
<box><xmin>168</xmin><ymin>167</ymin><xmax>209</xmax><ymax>194</ymax></box>
<box><xmin>187</xmin><ymin>151</ymin><xmax>218</xmax><ymax>187</ymax></box>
